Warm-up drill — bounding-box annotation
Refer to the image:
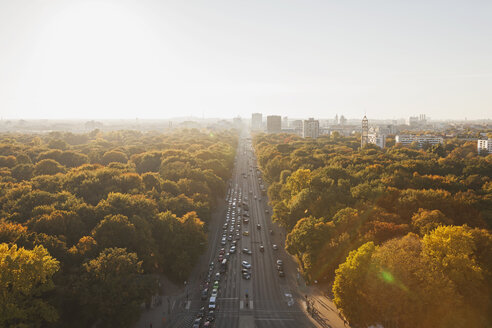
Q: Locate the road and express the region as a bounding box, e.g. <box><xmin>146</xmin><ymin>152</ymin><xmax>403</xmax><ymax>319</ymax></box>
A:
<box><xmin>163</xmin><ymin>132</ymin><xmax>315</xmax><ymax>328</ymax></box>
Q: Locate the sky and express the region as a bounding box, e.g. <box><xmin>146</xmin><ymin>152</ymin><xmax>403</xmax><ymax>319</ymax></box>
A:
<box><xmin>0</xmin><ymin>0</ymin><xmax>491</xmax><ymax>120</ymax></box>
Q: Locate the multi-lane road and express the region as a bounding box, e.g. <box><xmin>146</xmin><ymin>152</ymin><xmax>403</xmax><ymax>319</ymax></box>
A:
<box><xmin>166</xmin><ymin>133</ymin><xmax>315</xmax><ymax>328</ymax></box>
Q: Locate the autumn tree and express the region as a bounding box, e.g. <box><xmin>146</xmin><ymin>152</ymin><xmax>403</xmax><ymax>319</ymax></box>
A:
<box><xmin>0</xmin><ymin>243</ymin><xmax>60</xmax><ymax>328</ymax></box>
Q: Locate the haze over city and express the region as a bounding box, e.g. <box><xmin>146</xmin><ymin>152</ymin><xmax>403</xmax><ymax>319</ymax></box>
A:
<box><xmin>1</xmin><ymin>0</ymin><xmax>491</xmax><ymax>120</ymax></box>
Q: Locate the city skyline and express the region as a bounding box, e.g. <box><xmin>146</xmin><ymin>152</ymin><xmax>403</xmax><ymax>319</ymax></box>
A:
<box><xmin>1</xmin><ymin>0</ymin><xmax>491</xmax><ymax>120</ymax></box>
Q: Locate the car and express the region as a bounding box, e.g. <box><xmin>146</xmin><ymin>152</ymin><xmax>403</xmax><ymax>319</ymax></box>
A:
<box><xmin>241</xmin><ymin>268</ymin><xmax>250</xmax><ymax>274</ymax></box>
<box><xmin>230</xmin><ymin>246</ymin><xmax>236</xmax><ymax>253</ymax></box>
<box><xmin>259</xmin><ymin>245</ymin><xmax>264</xmax><ymax>252</ymax></box>
<box><xmin>211</xmin><ymin>288</ymin><xmax>218</xmax><ymax>297</ymax></box>
<box><xmin>207</xmin><ymin>310</ymin><xmax>215</xmax><ymax>322</ymax></box>
<box><xmin>217</xmin><ymin>255</ymin><xmax>223</xmax><ymax>262</ymax></box>
<box><xmin>193</xmin><ymin>318</ymin><xmax>201</xmax><ymax>328</ymax></box>
<box><xmin>235</xmin><ymin>233</ymin><xmax>240</xmax><ymax>240</ymax></box>
<box><xmin>257</xmin><ymin>224</ymin><xmax>261</xmax><ymax>230</ymax></box>
<box><xmin>213</xmin><ymin>280</ymin><xmax>219</xmax><ymax>289</ymax></box>
<box><xmin>242</xmin><ymin>272</ymin><xmax>251</xmax><ymax>280</ymax></box>
<box><xmin>243</xmin><ymin>231</ymin><xmax>249</xmax><ymax>236</ymax></box>
<box><xmin>203</xmin><ymin>320</ymin><xmax>211</xmax><ymax>327</ymax></box>
<box><xmin>276</xmin><ymin>259</ymin><xmax>283</xmax><ymax>266</ymax></box>
<box><xmin>209</xmin><ymin>296</ymin><xmax>216</xmax><ymax>310</ymax></box>
<box><xmin>273</xmin><ymin>244</ymin><xmax>278</xmax><ymax>250</ymax></box>
<box><xmin>215</xmin><ymin>272</ymin><xmax>220</xmax><ymax>280</ymax></box>
<box><xmin>242</xmin><ymin>248</ymin><xmax>252</xmax><ymax>255</ymax></box>
<box><xmin>265</xmin><ymin>209</ymin><xmax>269</xmax><ymax>213</ymax></box>
<box><xmin>243</xmin><ymin>218</ymin><xmax>249</xmax><ymax>224</ymax></box>
<box><xmin>278</xmin><ymin>270</ymin><xmax>285</xmax><ymax>277</ymax></box>
<box><xmin>201</xmin><ymin>289</ymin><xmax>208</xmax><ymax>300</ymax></box>
<box><xmin>277</xmin><ymin>264</ymin><xmax>283</xmax><ymax>271</ymax></box>
<box><xmin>221</xmin><ymin>239</ymin><xmax>226</xmax><ymax>246</ymax></box>
<box><xmin>242</xmin><ymin>261</ymin><xmax>251</xmax><ymax>269</ymax></box>
<box><xmin>232</xmin><ymin>240</ymin><xmax>237</xmax><ymax>245</ymax></box>
<box><xmin>219</xmin><ymin>248</ymin><xmax>225</xmax><ymax>255</ymax></box>
<box><xmin>209</xmin><ymin>262</ymin><xmax>214</xmax><ymax>269</ymax></box>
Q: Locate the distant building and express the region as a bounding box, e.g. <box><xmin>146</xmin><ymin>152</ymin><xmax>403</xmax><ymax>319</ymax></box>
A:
<box><xmin>368</xmin><ymin>133</ymin><xmax>386</xmax><ymax>148</ymax></box>
<box><xmin>302</xmin><ymin>118</ymin><xmax>319</xmax><ymax>139</ymax></box>
<box><xmin>251</xmin><ymin>113</ymin><xmax>262</xmax><ymax>131</ymax></box>
<box><xmin>334</xmin><ymin>114</ymin><xmax>339</xmax><ymax>125</ymax></box>
<box><xmin>292</xmin><ymin>120</ymin><xmax>303</xmax><ymax>136</ymax></box>
<box><xmin>339</xmin><ymin>115</ymin><xmax>347</xmax><ymax>125</ymax></box>
<box><xmin>396</xmin><ymin>134</ymin><xmax>443</xmax><ymax>148</ymax></box>
<box><xmin>266</xmin><ymin>115</ymin><xmax>281</xmax><ymax>133</ymax></box>
<box><xmin>233</xmin><ymin>117</ymin><xmax>242</xmax><ymax>128</ymax></box>
<box><xmin>361</xmin><ymin>116</ymin><xmax>369</xmax><ymax>147</ymax></box>
<box><xmin>409</xmin><ymin>114</ymin><xmax>427</xmax><ymax>127</ymax></box>
<box><xmin>282</xmin><ymin>116</ymin><xmax>289</xmax><ymax>129</ymax></box>
<box><xmin>477</xmin><ymin>139</ymin><xmax>492</xmax><ymax>154</ymax></box>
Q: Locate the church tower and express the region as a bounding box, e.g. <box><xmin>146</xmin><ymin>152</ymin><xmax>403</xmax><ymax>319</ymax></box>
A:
<box><xmin>361</xmin><ymin>115</ymin><xmax>368</xmax><ymax>147</ymax></box>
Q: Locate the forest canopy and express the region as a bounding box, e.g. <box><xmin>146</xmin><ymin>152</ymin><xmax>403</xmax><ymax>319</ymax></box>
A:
<box><xmin>0</xmin><ymin>128</ymin><xmax>237</xmax><ymax>328</ymax></box>
<box><xmin>253</xmin><ymin>132</ymin><xmax>492</xmax><ymax>328</ymax></box>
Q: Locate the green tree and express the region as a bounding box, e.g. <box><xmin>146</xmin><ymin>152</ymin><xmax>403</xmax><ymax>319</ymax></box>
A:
<box><xmin>78</xmin><ymin>248</ymin><xmax>155</xmax><ymax>327</ymax></box>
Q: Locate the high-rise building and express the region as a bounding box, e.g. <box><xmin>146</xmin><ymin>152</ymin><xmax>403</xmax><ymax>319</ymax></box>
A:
<box><xmin>339</xmin><ymin>115</ymin><xmax>347</xmax><ymax>125</ymax></box>
<box><xmin>251</xmin><ymin>113</ymin><xmax>262</xmax><ymax>131</ymax></box>
<box><xmin>361</xmin><ymin>116</ymin><xmax>369</xmax><ymax>147</ymax></box>
<box><xmin>302</xmin><ymin>118</ymin><xmax>319</xmax><ymax>139</ymax></box>
<box><xmin>477</xmin><ymin>139</ymin><xmax>492</xmax><ymax>154</ymax></box>
<box><xmin>266</xmin><ymin>115</ymin><xmax>281</xmax><ymax>133</ymax></box>
<box><xmin>282</xmin><ymin>116</ymin><xmax>289</xmax><ymax>129</ymax></box>
<box><xmin>292</xmin><ymin>120</ymin><xmax>303</xmax><ymax>136</ymax></box>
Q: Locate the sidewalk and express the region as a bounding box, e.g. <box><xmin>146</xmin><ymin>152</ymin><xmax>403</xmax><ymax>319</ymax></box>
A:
<box><xmin>295</xmin><ymin>277</ymin><xmax>349</xmax><ymax>328</ymax></box>
<box><xmin>134</xmin><ymin>276</ymin><xmax>186</xmax><ymax>328</ymax></box>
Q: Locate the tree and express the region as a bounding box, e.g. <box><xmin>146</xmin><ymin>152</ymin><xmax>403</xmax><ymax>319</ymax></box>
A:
<box><xmin>101</xmin><ymin>150</ymin><xmax>128</xmax><ymax>165</ymax></box>
<box><xmin>333</xmin><ymin>242</ymin><xmax>376</xmax><ymax>326</ymax></box>
<box><xmin>0</xmin><ymin>243</ymin><xmax>60</xmax><ymax>328</ymax></box>
<box><xmin>78</xmin><ymin>248</ymin><xmax>156</xmax><ymax>327</ymax></box>
<box><xmin>34</xmin><ymin>159</ymin><xmax>65</xmax><ymax>176</ymax></box>
<box><xmin>411</xmin><ymin>208</ymin><xmax>453</xmax><ymax>235</ymax></box>
<box><xmin>92</xmin><ymin>214</ymin><xmax>137</xmax><ymax>250</ymax></box>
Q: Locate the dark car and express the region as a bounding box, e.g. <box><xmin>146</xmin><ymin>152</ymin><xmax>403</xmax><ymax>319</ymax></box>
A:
<box><xmin>201</xmin><ymin>289</ymin><xmax>208</xmax><ymax>300</ymax></box>
<box><xmin>278</xmin><ymin>270</ymin><xmax>285</xmax><ymax>277</ymax></box>
<box><xmin>192</xmin><ymin>318</ymin><xmax>201</xmax><ymax>328</ymax></box>
<box><xmin>259</xmin><ymin>245</ymin><xmax>264</xmax><ymax>252</ymax></box>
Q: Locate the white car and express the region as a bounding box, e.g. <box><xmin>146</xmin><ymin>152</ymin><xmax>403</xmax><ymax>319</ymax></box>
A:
<box><xmin>242</xmin><ymin>261</ymin><xmax>251</xmax><ymax>269</ymax></box>
<box><xmin>211</xmin><ymin>288</ymin><xmax>218</xmax><ymax>297</ymax></box>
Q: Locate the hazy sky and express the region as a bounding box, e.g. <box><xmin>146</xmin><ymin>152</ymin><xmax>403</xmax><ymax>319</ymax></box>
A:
<box><xmin>0</xmin><ymin>0</ymin><xmax>491</xmax><ymax>120</ymax></box>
